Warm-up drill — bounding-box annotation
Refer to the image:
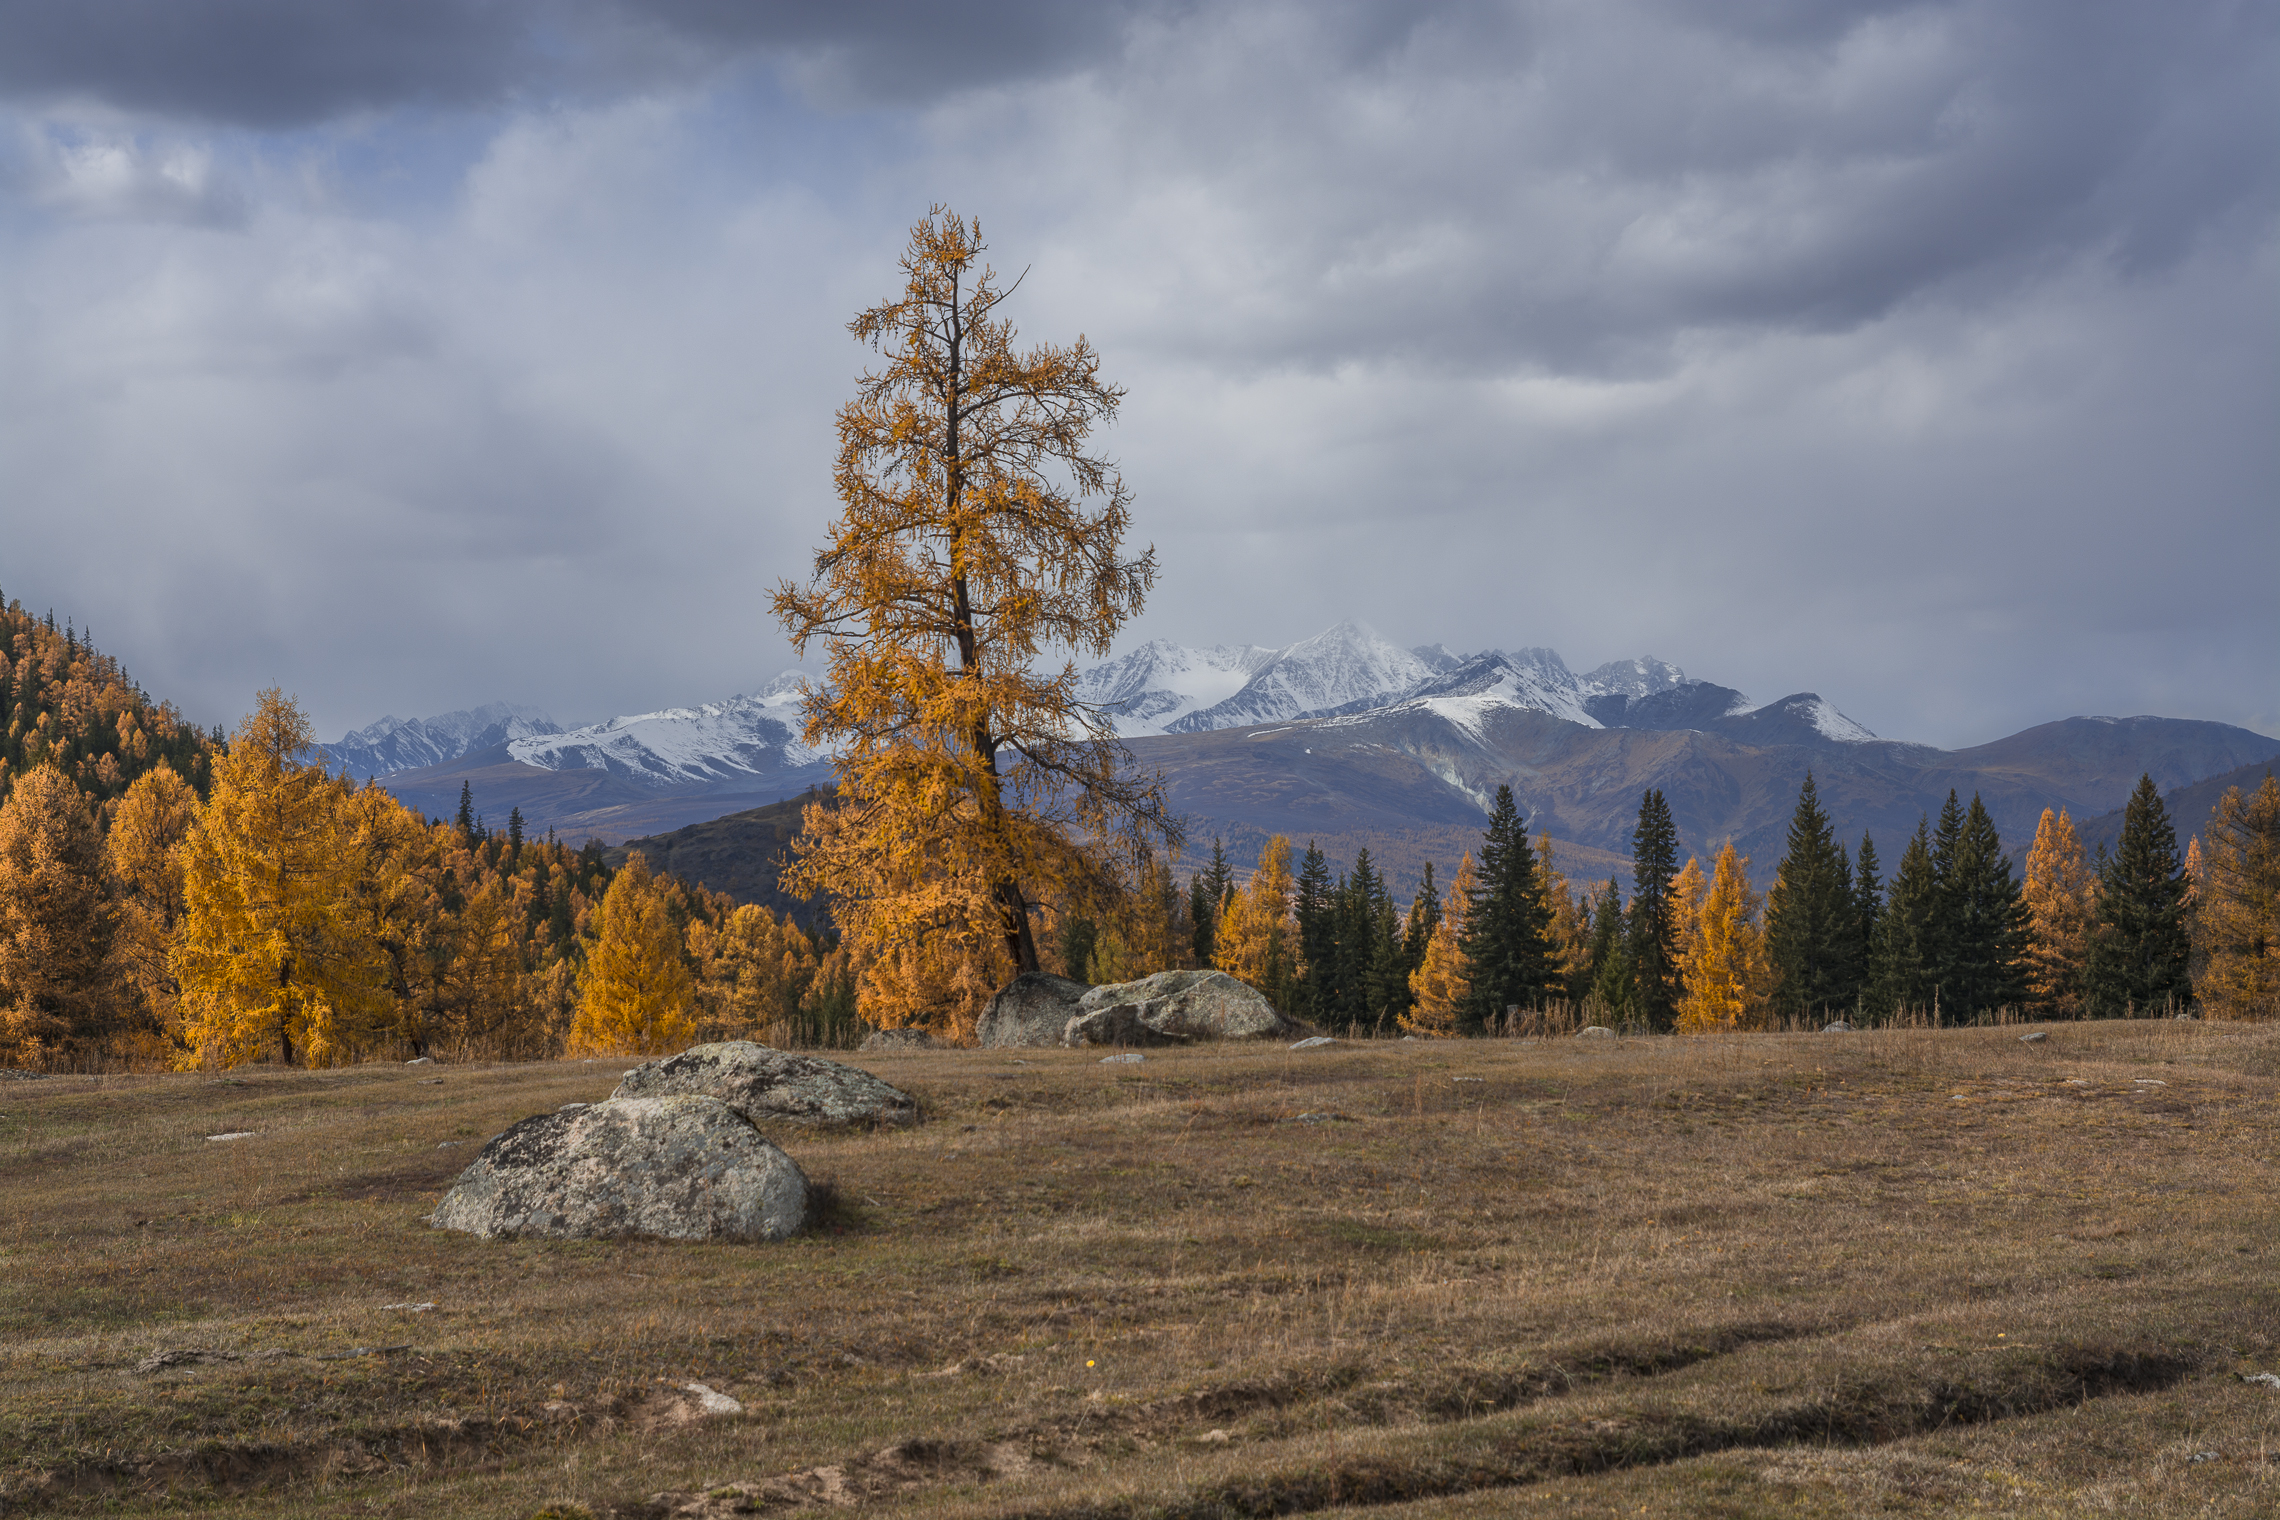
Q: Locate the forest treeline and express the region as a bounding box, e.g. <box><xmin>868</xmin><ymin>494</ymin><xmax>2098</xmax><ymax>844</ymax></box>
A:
<box><xmin>0</xmin><ymin>658</ymin><xmax>858</xmax><ymax>1068</ymax></box>
<box><xmin>1034</xmin><ymin>766</ymin><xmax>2277</xmax><ymax>1035</ymax></box>
<box><xmin>4</xmin><ymin>595</ymin><xmax>2269</xmax><ymax>1065</ymax></box>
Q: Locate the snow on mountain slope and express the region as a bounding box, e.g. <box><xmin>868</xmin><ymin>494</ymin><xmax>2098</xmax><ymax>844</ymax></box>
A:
<box><xmin>324</xmin><ymin>702</ymin><xmax>560</xmax><ymax>778</ymax></box>
<box><xmin>1580</xmin><ymin>656</ymin><xmax>1690</xmax><ymax>699</ymax></box>
<box><xmin>1074</xmin><ymin>638</ymin><xmax>1278</xmax><ymax>737</ymax></box>
<box><xmin>1789</xmin><ymin>695</ymin><xmax>1878</xmax><ymax>743</ymax></box>
<box><xmin>1165</xmin><ymin>620</ymin><xmax>1440</xmax><ymax>734</ymax></box>
<box><xmin>506</xmin><ymin>674</ymin><xmax>821</xmax><ymax>788</ymax></box>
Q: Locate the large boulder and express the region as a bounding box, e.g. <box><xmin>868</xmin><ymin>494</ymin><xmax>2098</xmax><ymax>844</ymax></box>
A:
<box><xmin>428</xmin><ymin>1095</ymin><xmax>807</xmax><ymax>1242</ymax></box>
<box><xmin>975</xmin><ymin>972</ymin><xmax>1090</xmax><ymax>1048</ymax></box>
<box><xmin>1064</xmin><ymin>970</ymin><xmax>1301</xmax><ymax>1046</ymax></box>
<box><xmin>613</xmin><ymin>1041</ymin><xmax>918</xmax><ymax>1127</ymax></box>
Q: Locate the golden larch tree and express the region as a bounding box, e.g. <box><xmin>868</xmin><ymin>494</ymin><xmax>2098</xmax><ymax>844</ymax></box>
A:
<box><xmin>570</xmin><ymin>854</ymin><xmax>695</xmax><ymax>1056</ymax></box>
<box><xmin>1670</xmin><ymin>855</ymin><xmax>1708</xmax><ymax>972</ymax></box>
<box><xmin>1214</xmin><ymin>835</ymin><xmax>1295</xmax><ymax>1010</ymax></box>
<box><xmin>771</xmin><ymin>207</ymin><xmax>1176</xmax><ymax>1031</ymax></box>
<box><xmin>174</xmin><ymin>691</ymin><xmax>385</xmax><ymax>1067</ymax></box>
<box><xmin>1676</xmin><ymin>842</ymin><xmax>1767</xmax><ymax>1033</ymax></box>
<box><xmin>2194</xmin><ymin>774</ymin><xmax>2280</xmax><ymax>1019</ymax></box>
<box><xmin>2022</xmin><ymin>807</ymin><xmax>2097</xmax><ymax>1019</ymax></box>
<box><xmin>105</xmin><ymin>764</ymin><xmax>200</xmax><ymax>1058</ymax></box>
<box><xmin>0</xmin><ymin>766</ymin><xmax>120</xmax><ymax>1063</ymax></box>
<box><xmin>1535</xmin><ymin>836</ymin><xmax>1588</xmax><ymax>993</ymax></box>
<box><xmin>1405</xmin><ymin>851</ymin><xmax>1475</xmax><ymax>1035</ymax></box>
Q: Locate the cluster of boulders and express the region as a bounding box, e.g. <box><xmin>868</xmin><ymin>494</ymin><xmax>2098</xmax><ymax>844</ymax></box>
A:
<box><xmin>976</xmin><ymin>968</ymin><xmax>1303</xmax><ymax>1048</ymax></box>
<box><xmin>432</xmin><ymin>970</ymin><xmax>1301</xmax><ymax>1246</ymax></box>
<box><xmin>429</xmin><ymin>1041</ymin><xmax>915</xmax><ymax>1244</ymax></box>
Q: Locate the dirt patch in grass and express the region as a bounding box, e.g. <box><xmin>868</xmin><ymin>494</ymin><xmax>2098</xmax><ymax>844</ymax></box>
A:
<box><xmin>2</xmin><ymin>1022</ymin><xmax>2277</xmax><ymax>1517</ymax></box>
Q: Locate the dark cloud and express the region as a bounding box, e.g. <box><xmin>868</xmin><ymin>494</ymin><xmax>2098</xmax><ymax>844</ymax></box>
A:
<box><xmin>0</xmin><ymin>0</ymin><xmax>1175</xmax><ymax>126</ymax></box>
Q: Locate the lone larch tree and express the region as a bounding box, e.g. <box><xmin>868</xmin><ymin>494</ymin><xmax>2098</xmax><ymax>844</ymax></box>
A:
<box><xmin>772</xmin><ymin>208</ymin><xmax>1175</xmax><ymax>1022</ymax></box>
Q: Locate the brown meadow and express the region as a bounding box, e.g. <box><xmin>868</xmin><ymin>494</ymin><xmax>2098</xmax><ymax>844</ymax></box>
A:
<box><xmin>3</xmin><ymin>1018</ymin><xmax>2276</xmax><ymax>1517</ymax></box>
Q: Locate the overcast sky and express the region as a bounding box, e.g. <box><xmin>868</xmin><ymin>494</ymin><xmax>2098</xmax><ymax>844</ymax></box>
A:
<box><xmin>1</xmin><ymin>0</ymin><xmax>2272</xmax><ymax>748</ymax></box>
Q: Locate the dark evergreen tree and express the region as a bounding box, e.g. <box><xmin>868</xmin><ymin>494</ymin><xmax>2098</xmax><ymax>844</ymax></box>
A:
<box><xmin>1366</xmin><ymin>892</ymin><xmax>1406</xmax><ymax>1026</ymax></box>
<box><xmin>1926</xmin><ymin>789</ymin><xmax>1967</xmax><ymax>1002</ymax></box>
<box><xmin>1872</xmin><ymin>818</ymin><xmax>1938</xmax><ymax>1018</ymax></box>
<box><xmin>1627</xmin><ymin>788</ymin><xmax>1680</xmax><ymax>1029</ymax></box>
<box><xmin>1940</xmin><ymin>794</ymin><xmax>2030</xmax><ymax>1021</ymax></box>
<box><xmin>1057</xmin><ymin>916</ymin><xmax>1098</xmax><ymax>981</ymax></box>
<box><xmin>1402</xmin><ymin>861</ymin><xmax>1441</xmax><ymax>970</ymax></box>
<box><xmin>1190</xmin><ymin>837</ymin><xmax>1234</xmax><ymax>966</ymax></box>
<box><xmin>1458</xmin><ymin>785</ymin><xmax>1556</xmax><ymax>1032</ymax></box>
<box><xmin>455</xmin><ymin>781</ymin><xmax>477</xmax><ymax>844</ymax></box>
<box><xmin>1766</xmin><ymin>771</ymin><xmax>1854</xmax><ymax>1019</ymax></box>
<box><xmin>1851</xmin><ymin>832</ymin><xmax>1883</xmax><ymax>1005</ymax></box>
<box><xmin>1292</xmin><ymin>841</ymin><xmax>1335</xmax><ymax>1022</ymax></box>
<box><xmin>507</xmin><ymin>805</ymin><xmax>525</xmax><ymax>865</ymax></box>
<box><xmin>2084</xmin><ymin>774</ymin><xmax>2193</xmax><ymax>1015</ymax></box>
<box><xmin>1584</xmin><ymin>878</ymin><xmax>1630</xmax><ymax>1017</ymax></box>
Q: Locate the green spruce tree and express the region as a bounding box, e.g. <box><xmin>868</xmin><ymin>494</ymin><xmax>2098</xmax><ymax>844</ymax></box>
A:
<box><xmin>1627</xmin><ymin>788</ymin><xmax>1680</xmax><ymax>1029</ymax></box>
<box><xmin>1850</xmin><ymin>832</ymin><xmax>1883</xmax><ymax>1009</ymax></box>
<box><xmin>1872</xmin><ymin>818</ymin><xmax>1939</xmax><ymax>1019</ymax></box>
<box><xmin>1458</xmin><ymin>784</ymin><xmax>1557</xmax><ymax>1033</ymax></box>
<box><xmin>1584</xmin><ymin>879</ymin><xmax>1630</xmax><ymax>1019</ymax></box>
<box><xmin>1765</xmin><ymin>771</ymin><xmax>1854</xmax><ymax>1020</ymax></box>
<box><xmin>2084</xmin><ymin>774</ymin><xmax>2192</xmax><ymax>1015</ymax></box>
<box><xmin>1292</xmin><ymin>841</ymin><xmax>1335</xmax><ymax>1023</ymax></box>
<box><xmin>1939</xmin><ymin>794</ymin><xmax>2030</xmax><ymax>1021</ymax></box>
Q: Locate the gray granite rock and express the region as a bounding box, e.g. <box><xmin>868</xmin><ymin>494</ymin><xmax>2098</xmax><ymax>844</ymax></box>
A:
<box><xmin>428</xmin><ymin>1095</ymin><xmax>807</xmax><ymax>1242</ymax></box>
<box><xmin>1065</xmin><ymin>970</ymin><xmax>1300</xmax><ymax>1046</ymax></box>
<box><xmin>860</xmin><ymin>1027</ymin><xmax>942</xmax><ymax>1051</ymax></box>
<box><xmin>613</xmin><ymin>1041</ymin><xmax>918</xmax><ymax>1127</ymax></box>
<box><xmin>976</xmin><ymin>973</ymin><xmax>1091</xmax><ymax>1048</ymax></box>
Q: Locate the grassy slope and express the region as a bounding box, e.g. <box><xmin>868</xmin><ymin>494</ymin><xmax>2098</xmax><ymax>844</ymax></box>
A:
<box><xmin>3</xmin><ymin>1021</ymin><xmax>2277</xmax><ymax>1518</ymax></box>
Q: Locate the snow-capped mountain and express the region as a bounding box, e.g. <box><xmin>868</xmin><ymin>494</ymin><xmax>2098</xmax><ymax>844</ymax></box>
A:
<box><xmin>506</xmin><ymin>673</ymin><xmax>822</xmax><ymax>789</ymax></box>
<box><xmin>1161</xmin><ymin>620</ymin><xmax>1443</xmax><ymax>735</ymax></box>
<box><xmin>324</xmin><ymin>702</ymin><xmax>561</xmax><ymax>779</ymax></box>
<box><xmin>1074</xmin><ymin>639</ymin><xmax>1279</xmax><ymax>736</ymax></box>
<box><xmin>1080</xmin><ymin>625</ymin><xmax>1878</xmax><ymax>746</ymax></box>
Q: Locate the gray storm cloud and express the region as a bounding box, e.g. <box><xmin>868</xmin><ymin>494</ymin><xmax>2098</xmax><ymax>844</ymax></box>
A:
<box><xmin>0</xmin><ymin>1</ymin><xmax>2271</xmax><ymax>746</ymax></box>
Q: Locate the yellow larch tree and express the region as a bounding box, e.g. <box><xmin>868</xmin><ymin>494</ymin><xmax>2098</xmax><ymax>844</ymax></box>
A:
<box><xmin>2021</xmin><ymin>807</ymin><xmax>2097</xmax><ymax>1019</ymax></box>
<box><xmin>104</xmin><ymin>764</ymin><xmax>199</xmax><ymax>1059</ymax></box>
<box><xmin>1670</xmin><ymin>855</ymin><xmax>1708</xmax><ymax>974</ymax></box>
<box><xmin>1214</xmin><ymin>835</ymin><xmax>1295</xmax><ymax>1010</ymax></box>
<box><xmin>174</xmin><ymin>691</ymin><xmax>387</xmax><ymax>1067</ymax></box>
<box><xmin>570</xmin><ymin>854</ymin><xmax>695</xmax><ymax>1056</ymax></box>
<box><xmin>1535</xmin><ymin>837</ymin><xmax>1588</xmax><ymax>994</ymax></box>
<box><xmin>1676</xmin><ymin>843</ymin><xmax>1767</xmax><ymax>1033</ymax></box>
<box><xmin>770</xmin><ymin>207</ymin><xmax>1176</xmax><ymax>1033</ymax></box>
<box><xmin>2193</xmin><ymin>774</ymin><xmax>2280</xmax><ymax>1019</ymax></box>
<box><xmin>1405</xmin><ymin>851</ymin><xmax>1475</xmax><ymax>1035</ymax></box>
<box><xmin>0</xmin><ymin>766</ymin><xmax>120</xmax><ymax>1063</ymax></box>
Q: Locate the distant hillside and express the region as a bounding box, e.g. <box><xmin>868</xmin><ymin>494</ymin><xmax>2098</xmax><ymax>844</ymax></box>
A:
<box><xmin>1132</xmin><ymin>709</ymin><xmax>2280</xmax><ymax>899</ymax></box>
<box><xmin>604</xmin><ymin>788</ymin><xmax>830</xmax><ymax>929</ymax></box>
<box><xmin>2076</xmin><ymin>757</ymin><xmax>2280</xmax><ymax>862</ymax></box>
<box><xmin>0</xmin><ymin>599</ymin><xmax>216</xmax><ymax>810</ymax></box>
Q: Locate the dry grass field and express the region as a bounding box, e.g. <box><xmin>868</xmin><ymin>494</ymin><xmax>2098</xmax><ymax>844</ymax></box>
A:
<box><xmin>4</xmin><ymin>1020</ymin><xmax>2277</xmax><ymax>1518</ymax></box>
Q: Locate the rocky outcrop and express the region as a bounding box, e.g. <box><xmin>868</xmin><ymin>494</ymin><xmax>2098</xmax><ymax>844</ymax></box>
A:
<box><xmin>428</xmin><ymin>1096</ymin><xmax>807</xmax><ymax>1242</ymax></box>
<box><xmin>976</xmin><ymin>973</ymin><xmax>1090</xmax><ymax>1048</ymax></box>
<box><xmin>1064</xmin><ymin>970</ymin><xmax>1301</xmax><ymax>1046</ymax></box>
<box><xmin>859</xmin><ymin>1027</ymin><xmax>942</xmax><ymax>1051</ymax></box>
<box><xmin>613</xmin><ymin>1041</ymin><xmax>918</xmax><ymax>1127</ymax></box>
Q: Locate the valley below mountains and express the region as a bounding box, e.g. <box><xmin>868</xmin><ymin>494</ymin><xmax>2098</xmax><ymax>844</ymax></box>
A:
<box><xmin>331</xmin><ymin>620</ymin><xmax>2280</xmax><ymax>903</ymax></box>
